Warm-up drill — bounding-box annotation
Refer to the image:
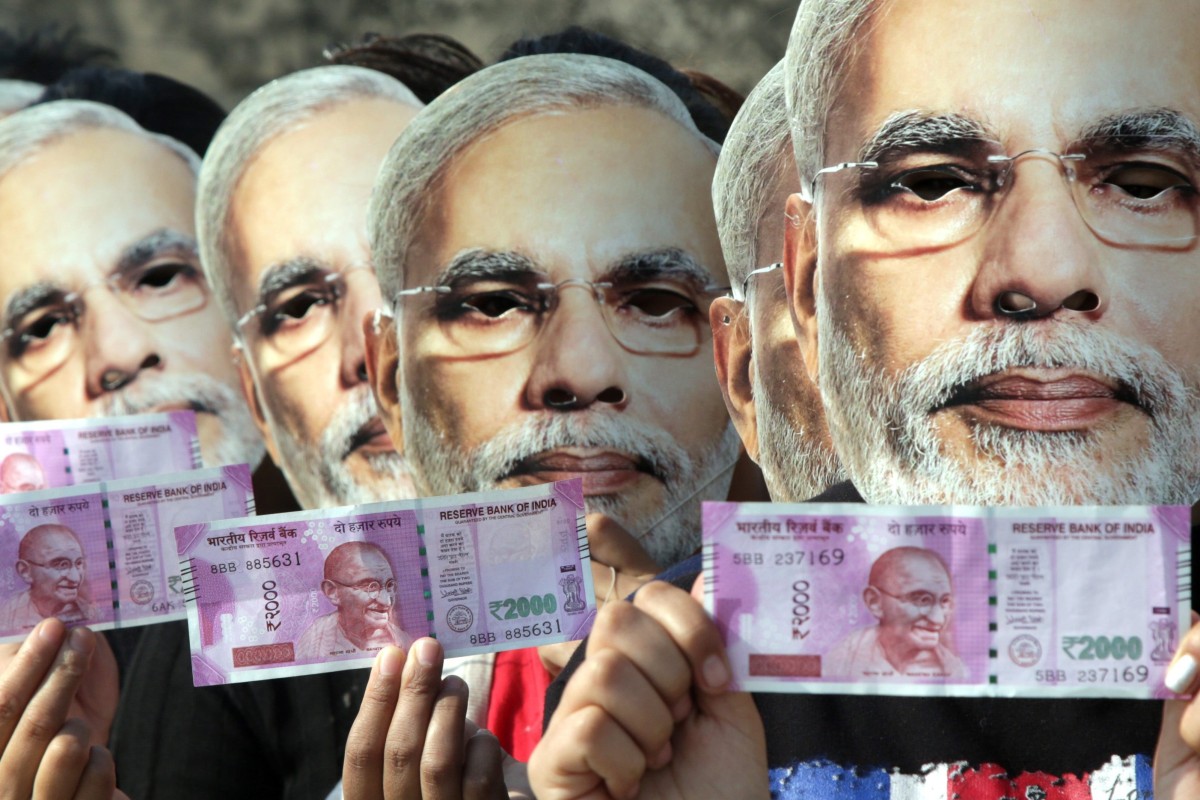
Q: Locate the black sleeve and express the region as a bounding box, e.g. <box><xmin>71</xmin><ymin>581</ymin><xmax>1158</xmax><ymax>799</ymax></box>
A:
<box><xmin>110</xmin><ymin>620</ymin><xmax>367</xmax><ymax>800</ymax></box>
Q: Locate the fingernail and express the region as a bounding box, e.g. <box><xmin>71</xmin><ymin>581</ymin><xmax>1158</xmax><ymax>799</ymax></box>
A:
<box><xmin>68</xmin><ymin>627</ymin><xmax>90</xmax><ymax>652</ymax></box>
<box><xmin>415</xmin><ymin>638</ymin><xmax>439</xmax><ymax>667</ymax></box>
<box><xmin>702</xmin><ymin>655</ymin><xmax>729</xmax><ymax>690</ymax></box>
<box><xmin>378</xmin><ymin>647</ymin><xmax>402</xmax><ymax>678</ymax></box>
<box><xmin>1166</xmin><ymin>653</ymin><xmax>1197</xmax><ymax>693</ymax></box>
<box><xmin>38</xmin><ymin>619</ymin><xmax>59</xmax><ymax>643</ymax></box>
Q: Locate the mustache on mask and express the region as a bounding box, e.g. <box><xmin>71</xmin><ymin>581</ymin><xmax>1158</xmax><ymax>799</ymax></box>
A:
<box><xmin>464</xmin><ymin>412</ymin><xmax>689</xmax><ymax>489</ymax></box>
<box><xmin>319</xmin><ymin>385</ymin><xmax>388</xmax><ymax>464</ymax></box>
<box><xmin>892</xmin><ymin>320</ymin><xmax>1182</xmax><ymax>424</ymax></box>
<box><xmin>101</xmin><ymin>373</ymin><xmax>232</xmax><ymax>417</ymax></box>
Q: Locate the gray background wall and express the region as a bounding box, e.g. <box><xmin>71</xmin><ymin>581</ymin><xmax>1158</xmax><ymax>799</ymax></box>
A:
<box><xmin>0</xmin><ymin>0</ymin><xmax>793</xmax><ymax>109</ymax></box>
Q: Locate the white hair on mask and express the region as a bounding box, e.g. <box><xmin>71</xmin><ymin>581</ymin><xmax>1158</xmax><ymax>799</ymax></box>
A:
<box><xmin>0</xmin><ymin>99</ymin><xmax>200</xmax><ymax>184</ymax></box>
<box><xmin>818</xmin><ymin>292</ymin><xmax>1200</xmax><ymax>505</ymax></box>
<box><xmin>368</xmin><ymin>53</ymin><xmax>719</xmax><ymax>305</ymax></box>
<box><xmin>784</xmin><ymin>0</ymin><xmax>887</xmax><ymax>185</ymax></box>
<box><xmin>265</xmin><ymin>384</ymin><xmax>415</xmax><ymax>508</ymax></box>
<box><xmin>0</xmin><ymin>80</ymin><xmax>42</xmax><ymax>115</ymax></box>
<box><xmin>713</xmin><ymin>60</ymin><xmax>795</xmax><ymax>296</ymax></box>
<box><xmin>405</xmin><ymin>405</ymin><xmax>741</xmax><ymax>566</ymax></box>
<box><xmin>196</xmin><ymin>65</ymin><xmax>424</xmax><ymax>327</ymax></box>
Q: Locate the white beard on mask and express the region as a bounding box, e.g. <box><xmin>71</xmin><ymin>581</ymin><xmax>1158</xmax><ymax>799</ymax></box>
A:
<box><xmin>817</xmin><ymin>291</ymin><xmax>1200</xmax><ymax>506</ymax></box>
<box><xmin>265</xmin><ymin>384</ymin><xmax>417</xmax><ymax>509</ymax></box>
<box><xmin>403</xmin><ymin>397</ymin><xmax>741</xmax><ymax>567</ymax></box>
<box><xmin>752</xmin><ymin>361</ymin><xmax>846</xmax><ymax>503</ymax></box>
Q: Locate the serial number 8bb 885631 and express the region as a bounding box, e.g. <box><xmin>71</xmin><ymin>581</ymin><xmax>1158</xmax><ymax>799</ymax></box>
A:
<box><xmin>210</xmin><ymin>552</ymin><xmax>302</xmax><ymax>574</ymax></box>
<box><xmin>469</xmin><ymin>619</ymin><xmax>562</xmax><ymax>646</ymax></box>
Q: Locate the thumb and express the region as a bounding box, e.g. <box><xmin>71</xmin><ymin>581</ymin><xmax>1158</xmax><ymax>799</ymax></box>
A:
<box><xmin>1155</xmin><ymin>698</ymin><xmax>1200</xmax><ymax>796</ymax></box>
<box><xmin>1159</xmin><ymin>698</ymin><xmax>1191</xmax><ymax>764</ymax></box>
<box><xmin>587</xmin><ymin>513</ymin><xmax>660</xmax><ymax>575</ymax></box>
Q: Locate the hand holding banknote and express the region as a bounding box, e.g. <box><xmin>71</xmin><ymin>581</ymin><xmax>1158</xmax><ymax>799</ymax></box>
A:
<box><xmin>0</xmin><ymin>618</ymin><xmax>126</xmax><ymax>799</ymax></box>
<box><xmin>344</xmin><ymin>637</ymin><xmax>526</xmax><ymax>800</ymax></box>
<box><xmin>529</xmin><ymin>577</ymin><xmax>768</xmax><ymax>800</ymax></box>
<box><xmin>1155</xmin><ymin>614</ymin><xmax>1200</xmax><ymax>799</ymax></box>
<box><xmin>538</xmin><ymin>514</ymin><xmax>660</xmax><ymax>678</ymax></box>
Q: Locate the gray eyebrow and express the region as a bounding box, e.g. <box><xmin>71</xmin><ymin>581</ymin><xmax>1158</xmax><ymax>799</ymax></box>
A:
<box><xmin>603</xmin><ymin>248</ymin><xmax>722</xmax><ymax>290</ymax></box>
<box><xmin>433</xmin><ymin>249</ymin><xmax>539</xmax><ymax>286</ymax></box>
<box><xmin>255</xmin><ymin>256</ymin><xmax>332</xmax><ymax>306</ymax></box>
<box><xmin>1072</xmin><ymin>108</ymin><xmax>1200</xmax><ymax>167</ymax></box>
<box><xmin>431</xmin><ymin>247</ymin><xmax>721</xmax><ymax>291</ymax></box>
<box><xmin>859</xmin><ymin>111</ymin><xmax>1000</xmax><ymax>164</ymax></box>
<box><xmin>4</xmin><ymin>282</ymin><xmax>63</xmax><ymax>330</ymax></box>
<box><xmin>116</xmin><ymin>228</ymin><xmax>199</xmax><ymax>276</ymax></box>
<box><xmin>4</xmin><ymin>228</ymin><xmax>201</xmax><ymax>330</ymax></box>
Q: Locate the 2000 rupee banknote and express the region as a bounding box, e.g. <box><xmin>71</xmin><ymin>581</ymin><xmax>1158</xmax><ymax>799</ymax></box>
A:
<box><xmin>0</xmin><ymin>464</ymin><xmax>254</xmax><ymax>641</ymax></box>
<box><xmin>178</xmin><ymin>479</ymin><xmax>594</xmax><ymax>686</ymax></box>
<box><xmin>704</xmin><ymin>502</ymin><xmax>1190</xmax><ymax>699</ymax></box>
<box><xmin>0</xmin><ymin>412</ymin><xmax>201</xmax><ymax>492</ymax></box>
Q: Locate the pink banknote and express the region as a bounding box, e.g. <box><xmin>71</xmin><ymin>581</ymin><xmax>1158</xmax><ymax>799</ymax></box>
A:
<box><xmin>0</xmin><ymin>412</ymin><xmax>201</xmax><ymax>493</ymax></box>
<box><xmin>178</xmin><ymin>479</ymin><xmax>593</xmax><ymax>685</ymax></box>
<box><xmin>0</xmin><ymin>465</ymin><xmax>255</xmax><ymax>641</ymax></box>
<box><xmin>704</xmin><ymin>502</ymin><xmax>1190</xmax><ymax>699</ymax></box>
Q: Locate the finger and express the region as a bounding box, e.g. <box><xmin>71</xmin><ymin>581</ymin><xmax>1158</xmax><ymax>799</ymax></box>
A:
<box><xmin>578</xmin><ymin>578</ymin><xmax>727</xmax><ymax>720</ymax></box>
<box><xmin>419</xmin><ymin>675</ymin><xmax>468</xmax><ymax>800</ymax></box>
<box><xmin>1165</xmin><ymin>617</ymin><xmax>1200</xmax><ymax>694</ymax></box>
<box><xmin>0</xmin><ymin>627</ymin><xmax>95</xmax><ymax>798</ymax></box>
<box><xmin>30</xmin><ymin>718</ymin><xmax>91</xmax><ymax>800</ymax></box>
<box><xmin>69</xmin><ymin>746</ymin><xmax>116</xmax><ymax>800</ymax></box>
<box><xmin>577</xmin><ymin>597</ymin><xmax>693</xmax><ymax>714</ymax></box>
<box><xmin>462</xmin><ymin>729</ymin><xmax>507</xmax><ymax>800</ymax></box>
<box><xmin>462</xmin><ymin>717</ymin><xmax>480</xmax><ymax>741</ymax></box>
<box><xmin>1165</xmin><ymin>612</ymin><xmax>1200</xmax><ymax>757</ymax></box>
<box><xmin>532</xmin><ymin>704</ymin><xmax>646</xmax><ymax>800</ymax></box>
<box><xmin>383</xmin><ymin>638</ymin><xmax>444</xmax><ymax>799</ymax></box>
<box><xmin>587</xmin><ymin>514</ymin><xmax>660</xmax><ymax>575</ymax></box>
<box><xmin>1160</xmin><ymin>698</ymin><xmax>1191</xmax><ymax>762</ymax></box>
<box><xmin>74</xmin><ymin>631</ymin><xmax>119</xmax><ymax>747</ymax></box>
<box><xmin>343</xmin><ymin>646</ymin><xmax>406</xmax><ymax>800</ymax></box>
<box><xmin>0</xmin><ymin>619</ymin><xmax>66</xmax><ymax>750</ymax></box>
<box><xmin>557</xmin><ymin>648</ymin><xmax>674</xmax><ymax>761</ymax></box>
<box><xmin>633</xmin><ymin>578</ymin><xmax>730</xmax><ymax>694</ymax></box>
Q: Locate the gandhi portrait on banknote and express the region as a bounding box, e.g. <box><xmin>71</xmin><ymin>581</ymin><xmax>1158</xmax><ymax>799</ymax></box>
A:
<box><xmin>0</xmin><ymin>453</ymin><xmax>47</xmax><ymax>494</ymax></box>
<box><xmin>0</xmin><ymin>523</ymin><xmax>93</xmax><ymax>627</ymax></box>
<box><xmin>295</xmin><ymin>540</ymin><xmax>413</xmax><ymax>658</ymax></box>
<box><xmin>824</xmin><ymin>546</ymin><xmax>967</xmax><ymax>679</ymax></box>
